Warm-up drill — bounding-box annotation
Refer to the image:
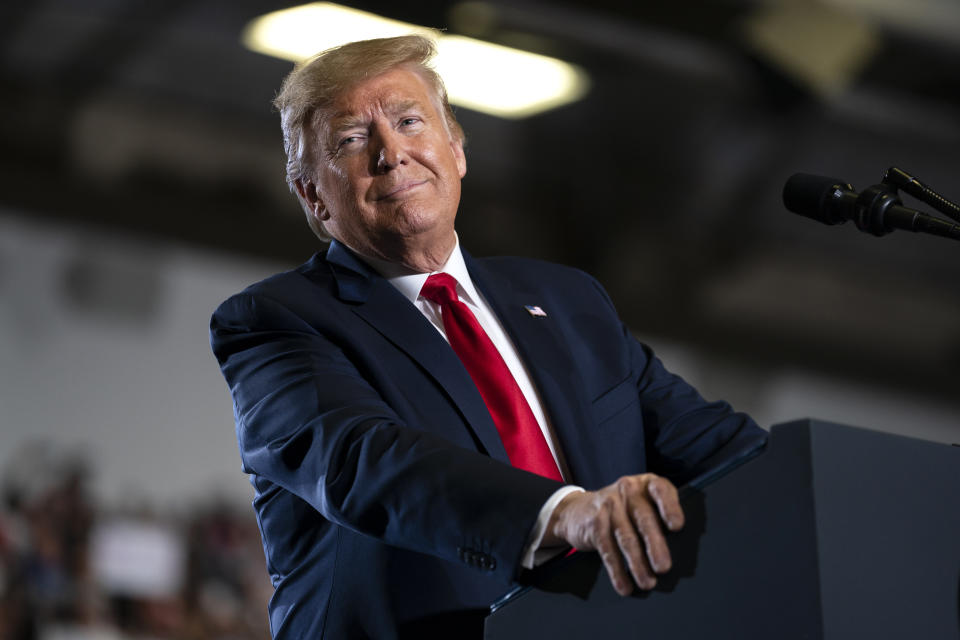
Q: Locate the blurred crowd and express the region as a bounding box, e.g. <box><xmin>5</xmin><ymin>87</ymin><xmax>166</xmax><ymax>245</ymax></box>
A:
<box><xmin>0</xmin><ymin>442</ymin><xmax>271</xmax><ymax>640</ymax></box>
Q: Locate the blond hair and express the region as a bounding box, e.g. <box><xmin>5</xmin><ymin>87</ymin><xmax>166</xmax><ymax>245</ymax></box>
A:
<box><xmin>274</xmin><ymin>35</ymin><xmax>465</xmax><ymax>240</ymax></box>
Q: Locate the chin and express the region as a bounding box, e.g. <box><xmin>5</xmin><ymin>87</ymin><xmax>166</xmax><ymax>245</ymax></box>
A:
<box><xmin>389</xmin><ymin>206</ymin><xmax>453</xmax><ymax>239</ymax></box>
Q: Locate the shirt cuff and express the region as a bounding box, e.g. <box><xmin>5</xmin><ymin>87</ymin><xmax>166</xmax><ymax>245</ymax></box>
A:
<box><xmin>521</xmin><ymin>485</ymin><xmax>585</xmax><ymax>569</ymax></box>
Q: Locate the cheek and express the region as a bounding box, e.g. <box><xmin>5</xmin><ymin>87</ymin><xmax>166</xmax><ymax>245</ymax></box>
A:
<box><xmin>322</xmin><ymin>167</ymin><xmax>366</xmax><ymax>211</ymax></box>
<box><xmin>425</xmin><ymin>146</ymin><xmax>460</xmax><ymax>184</ymax></box>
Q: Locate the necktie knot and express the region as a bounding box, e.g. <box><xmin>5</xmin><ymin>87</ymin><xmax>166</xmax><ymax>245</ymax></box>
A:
<box><xmin>420</xmin><ymin>272</ymin><xmax>459</xmax><ymax>306</ymax></box>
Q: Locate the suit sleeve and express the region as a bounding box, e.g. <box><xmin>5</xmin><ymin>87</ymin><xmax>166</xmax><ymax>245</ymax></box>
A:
<box><xmin>632</xmin><ymin>338</ymin><xmax>767</xmax><ymax>485</ymax></box>
<box><xmin>210</xmin><ymin>291</ymin><xmax>562</xmax><ymax>583</ymax></box>
<box><xmin>582</xmin><ymin>272</ymin><xmax>767</xmax><ymax>486</ymax></box>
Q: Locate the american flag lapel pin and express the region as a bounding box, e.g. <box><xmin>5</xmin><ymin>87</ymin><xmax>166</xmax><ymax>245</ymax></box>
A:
<box><xmin>524</xmin><ymin>305</ymin><xmax>548</xmax><ymax>318</ymax></box>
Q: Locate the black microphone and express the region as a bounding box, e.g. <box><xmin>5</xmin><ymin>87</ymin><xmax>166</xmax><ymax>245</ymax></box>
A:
<box><xmin>783</xmin><ymin>173</ymin><xmax>960</xmax><ymax>240</ymax></box>
<box><xmin>783</xmin><ymin>174</ymin><xmax>856</xmax><ymax>226</ymax></box>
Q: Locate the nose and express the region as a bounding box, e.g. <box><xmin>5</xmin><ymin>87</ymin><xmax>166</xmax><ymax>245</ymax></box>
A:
<box><xmin>374</xmin><ymin>129</ymin><xmax>406</xmax><ymax>173</ymax></box>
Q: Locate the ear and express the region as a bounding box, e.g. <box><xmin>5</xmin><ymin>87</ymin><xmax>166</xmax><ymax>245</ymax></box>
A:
<box><xmin>450</xmin><ymin>137</ymin><xmax>467</xmax><ymax>179</ymax></box>
<box><xmin>294</xmin><ymin>178</ymin><xmax>330</xmax><ymax>220</ymax></box>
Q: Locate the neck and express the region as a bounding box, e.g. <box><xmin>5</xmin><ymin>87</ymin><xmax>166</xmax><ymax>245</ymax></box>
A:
<box><xmin>345</xmin><ymin>231</ymin><xmax>457</xmax><ymax>274</ymax></box>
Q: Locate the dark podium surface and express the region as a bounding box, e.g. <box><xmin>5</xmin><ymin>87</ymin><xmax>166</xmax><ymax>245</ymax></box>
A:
<box><xmin>485</xmin><ymin>419</ymin><xmax>960</xmax><ymax>639</ymax></box>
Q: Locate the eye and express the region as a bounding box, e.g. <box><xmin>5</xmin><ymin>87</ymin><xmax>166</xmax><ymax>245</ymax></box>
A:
<box><xmin>331</xmin><ymin>132</ymin><xmax>369</xmax><ymax>157</ymax></box>
<box><xmin>399</xmin><ymin>117</ymin><xmax>420</xmax><ymax>127</ymax></box>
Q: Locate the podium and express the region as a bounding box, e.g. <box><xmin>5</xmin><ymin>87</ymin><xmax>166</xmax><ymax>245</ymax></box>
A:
<box><xmin>485</xmin><ymin>420</ymin><xmax>960</xmax><ymax>639</ymax></box>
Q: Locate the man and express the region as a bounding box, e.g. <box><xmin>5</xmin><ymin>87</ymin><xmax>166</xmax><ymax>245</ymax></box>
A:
<box><xmin>210</xmin><ymin>35</ymin><xmax>765</xmax><ymax>639</ymax></box>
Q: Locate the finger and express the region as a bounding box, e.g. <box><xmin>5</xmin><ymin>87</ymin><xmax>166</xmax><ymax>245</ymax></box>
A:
<box><xmin>630</xmin><ymin>494</ymin><xmax>672</xmax><ymax>575</ymax></box>
<box><xmin>647</xmin><ymin>475</ymin><xmax>685</xmax><ymax>532</ymax></box>
<box><xmin>592</xmin><ymin>497</ymin><xmax>634</xmax><ymax>596</ymax></box>
<box><xmin>610</xmin><ymin>500</ymin><xmax>656</xmax><ymax>592</ymax></box>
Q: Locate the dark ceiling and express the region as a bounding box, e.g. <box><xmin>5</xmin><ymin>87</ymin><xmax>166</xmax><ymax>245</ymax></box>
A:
<box><xmin>2</xmin><ymin>0</ymin><xmax>959</xmax><ymax>406</ymax></box>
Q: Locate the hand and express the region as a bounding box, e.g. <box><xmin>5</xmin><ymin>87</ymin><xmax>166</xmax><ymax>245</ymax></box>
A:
<box><xmin>543</xmin><ymin>474</ymin><xmax>684</xmax><ymax>595</ymax></box>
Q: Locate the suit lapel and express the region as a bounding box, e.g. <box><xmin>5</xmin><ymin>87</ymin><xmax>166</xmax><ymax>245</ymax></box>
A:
<box><xmin>466</xmin><ymin>254</ymin><xmax>594</xmax><ymax>484</ymax></box>
<box><xmin>323</xmin><ymin>241</ymin><xmax>510</xmax><ymax>464</ymax></box>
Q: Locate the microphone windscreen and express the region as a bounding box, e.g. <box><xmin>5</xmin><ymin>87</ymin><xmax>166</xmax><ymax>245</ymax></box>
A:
<box><xmin>783</xmin><ymin>173</ymin><xmax>850</xmax><ymax>224</ymax></box>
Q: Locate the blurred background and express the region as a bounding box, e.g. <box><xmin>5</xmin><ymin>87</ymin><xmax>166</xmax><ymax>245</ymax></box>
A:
<box><xmin>1</xmin><ymin>0</ymin><xmax>958</xmax><ymax>637</ymax></box>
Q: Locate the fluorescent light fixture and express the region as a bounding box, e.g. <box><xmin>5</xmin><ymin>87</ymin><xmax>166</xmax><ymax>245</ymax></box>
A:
<box><xmin>242</xmin><ymin>2</ymin><xmax>589</xmax><ymax>118</ymax></box>
<box><xmin>433</xmin><ymin>36</ymin><xmax>586</xmax><ymax>118</ymax></box>
<box><xmin>241</xmin><ymin>3</ymin><xmax>419</xmax><ymax>61</ymax></box>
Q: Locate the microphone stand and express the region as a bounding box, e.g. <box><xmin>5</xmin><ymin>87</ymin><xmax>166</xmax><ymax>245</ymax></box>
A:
<box><xmin>882</xmin><ymin>167</ymin><xmax>960</xmax><ymax>224</ymax></box>
<box><xmin>852</xmin><ymin>167</ymin><xmax>960</xmax><ymax>241</ymax></box>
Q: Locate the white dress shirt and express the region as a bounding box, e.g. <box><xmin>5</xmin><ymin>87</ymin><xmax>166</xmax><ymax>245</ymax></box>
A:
<box><xmin>351</xmin><ymin>235</ymin><xmax>582</xmax><ymax>567</ymax></box>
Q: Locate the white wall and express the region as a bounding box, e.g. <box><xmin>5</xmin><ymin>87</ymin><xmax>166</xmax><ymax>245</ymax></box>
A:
<box><xmin>0</xmin><ymin>212</ymin><xmax>287</xmax><ymax>509</ymax></box>
<box><xmin>650</xmin><ymin>340</ymin><xmax>959</xmax><ymax>446</ymax></box>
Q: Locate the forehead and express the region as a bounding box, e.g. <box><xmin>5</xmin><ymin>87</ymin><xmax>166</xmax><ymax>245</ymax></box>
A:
<box><xmin>326</xmin><ymin>67</ymin><xmax>440</xmax><ymax>127</ymax></box>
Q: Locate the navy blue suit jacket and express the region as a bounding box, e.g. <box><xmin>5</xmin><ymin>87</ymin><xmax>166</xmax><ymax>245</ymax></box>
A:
<box><xmin>210</xmin><ymin>240</ymin><xmax>765</xmax><ymax>639</ymax></box>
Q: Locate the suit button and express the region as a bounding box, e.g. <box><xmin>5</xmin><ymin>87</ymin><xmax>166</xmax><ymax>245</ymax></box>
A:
<box><xmin>458</xmin><ymin>547</ymin><xmax>478</xmax><ymax>566</ymax></box>
<box><xmin>458</xmin><ymin>547</ymin><xmax>495</xmax><ymax>570</ymax></box>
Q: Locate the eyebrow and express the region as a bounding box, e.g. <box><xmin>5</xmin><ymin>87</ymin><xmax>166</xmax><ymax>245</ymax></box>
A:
<box><xmin>386</xmin><ymin>99</ymin><xmax>421</xmax><ymax>116</ymax></box>
<box><xmin>328</xmin><ymin>116</ymin><xmax>365</xmax><ymax>137</ymax></box>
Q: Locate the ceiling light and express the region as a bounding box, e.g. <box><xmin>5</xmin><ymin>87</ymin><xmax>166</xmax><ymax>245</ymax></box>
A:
<box><xmin>242</xmin><ymin>2</ymin><xmax>589</xmax><ymax>118</ymax></box>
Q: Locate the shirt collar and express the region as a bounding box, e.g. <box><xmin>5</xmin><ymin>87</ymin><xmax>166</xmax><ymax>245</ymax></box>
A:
<box><xmin>346</xmin><ymin>233</ymin><xmax>480</xmax><ymax>305</ymax></box>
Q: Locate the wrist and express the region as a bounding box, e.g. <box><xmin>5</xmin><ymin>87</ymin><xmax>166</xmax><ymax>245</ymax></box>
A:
<box><xmin>542</xmin><ymin>490</ymin><xmax>581</xmax><ymax>547</ymax></box>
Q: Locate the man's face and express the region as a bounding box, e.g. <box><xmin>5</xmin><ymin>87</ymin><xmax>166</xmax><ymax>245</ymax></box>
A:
<box><xmin>300</xmin><ymin>66</ymin><xmax>467</xmax><ymax>265</ymax></box>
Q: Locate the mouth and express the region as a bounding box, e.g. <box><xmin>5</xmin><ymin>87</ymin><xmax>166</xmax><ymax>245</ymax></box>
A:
<box><xmin>377</xmin><ymin>180</ymin><xmax>427</xmax><ymax>200</ymax></box>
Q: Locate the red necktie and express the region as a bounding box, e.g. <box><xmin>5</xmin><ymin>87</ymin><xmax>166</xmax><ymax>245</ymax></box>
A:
<box><xmin>420</xmin><ymin>273</ymin><xmax>563</xmax><ymax>481</ymax></box>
